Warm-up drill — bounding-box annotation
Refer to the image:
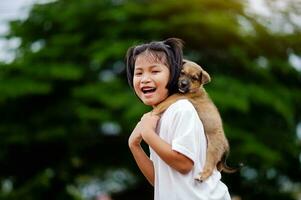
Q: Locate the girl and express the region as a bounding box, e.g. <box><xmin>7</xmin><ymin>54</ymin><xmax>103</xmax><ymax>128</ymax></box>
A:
<box><xmin>126</xmin><ymin>38</ymin><xmax>231</xmax><ymax>200</ymax></box>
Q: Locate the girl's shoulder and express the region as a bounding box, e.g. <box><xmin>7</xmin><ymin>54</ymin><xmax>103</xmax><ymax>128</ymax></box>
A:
<box><xmin>165</xmin><ymin>99</ymin><xmax>196</xmax><ymax>114</ymax></box>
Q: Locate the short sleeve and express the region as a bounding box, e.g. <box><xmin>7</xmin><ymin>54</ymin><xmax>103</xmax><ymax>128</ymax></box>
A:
<box><xmin>171</xmin><ymin>102</ymin><xmax>203</xmax><ymax>163</ymax></box>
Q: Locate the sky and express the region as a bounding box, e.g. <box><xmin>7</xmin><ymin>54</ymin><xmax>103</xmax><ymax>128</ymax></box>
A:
<box><xmin>0</xmin><ymin>0</ymin><xmax>53</xmax><ymax>62</ymax></box>
<box><xmin>0</xmin><ymin>0</ymin><xmax>34</xmax><ymax>62</ymax></box>
<box><xmin>0</xmin><ymin>0</ymin><xmax>32</xmax><ymax>27</ymax></box>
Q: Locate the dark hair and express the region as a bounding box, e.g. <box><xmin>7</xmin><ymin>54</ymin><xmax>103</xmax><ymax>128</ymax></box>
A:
<box><xmin>125</xmin><ymin>38</ymin><xmax>184</xmax><ymax>95</ymax></box>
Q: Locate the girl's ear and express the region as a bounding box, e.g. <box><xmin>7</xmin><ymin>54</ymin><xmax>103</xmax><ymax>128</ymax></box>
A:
<box><xmin>200</xmin><ymin>70</ymin><xmax>211</xmax><ymax>85</ymax></box>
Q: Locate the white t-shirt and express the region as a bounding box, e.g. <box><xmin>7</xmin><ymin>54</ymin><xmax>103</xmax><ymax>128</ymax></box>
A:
<box><xmin>150</xmin><ymin>99</ymin><xmax>231</xmax><ymax>200</ymax></box>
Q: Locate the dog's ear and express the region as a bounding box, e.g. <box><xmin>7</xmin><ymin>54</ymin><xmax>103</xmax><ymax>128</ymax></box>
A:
<box><xmin>200</xmin><ymin>70</ymin><xmax>211</xmax><ymax>85</ymax></box>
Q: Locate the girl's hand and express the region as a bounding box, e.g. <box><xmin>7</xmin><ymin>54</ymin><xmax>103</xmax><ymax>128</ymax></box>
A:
<box><xmin>140</xmin><ymin>112</ymin><xmax>160</xmax><ymax>138</ymax></box>
<box><xmin>128</xmin><ymin>121</ymin><xmax>143</xmax><ymax>148</ymax></box>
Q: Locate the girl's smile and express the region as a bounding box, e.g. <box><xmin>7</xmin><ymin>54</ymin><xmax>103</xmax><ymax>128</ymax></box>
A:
<box><xmin>133</xmin><ymin>53</ymin><xmax>170</xmax><ymax>107</ymax></box>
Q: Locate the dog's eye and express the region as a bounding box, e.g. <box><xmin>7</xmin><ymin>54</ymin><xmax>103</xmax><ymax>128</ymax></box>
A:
<box><xmin>180</xmin><ymin>71</ymin><xmax>185</xmax><ymax>75</ymax></box>
<box><xmin>192</xmin><ymin>76</ymin><xmax>199</xmax><ymax>81</ymax></box>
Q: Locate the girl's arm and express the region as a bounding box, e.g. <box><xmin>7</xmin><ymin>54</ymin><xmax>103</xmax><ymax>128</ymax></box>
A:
<box><xmin>128</xmin><ymin>122</ymin><xmax>155</xmax><ymax>186</ymax></box>
<box><xmin>140</xmin><ymin>113</ymin><xmax>194</xmax><ymax>174</ymax></box>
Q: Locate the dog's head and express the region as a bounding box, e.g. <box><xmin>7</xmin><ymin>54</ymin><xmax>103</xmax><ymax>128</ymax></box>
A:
<box><xmin>178</xmin><ymin>59</ymin><xmax>211</xmax><ymax>93</ymax></box>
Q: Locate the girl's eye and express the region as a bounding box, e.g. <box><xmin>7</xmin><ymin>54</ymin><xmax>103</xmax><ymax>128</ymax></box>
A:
<box><xmin>135</xmin><ymin>72</ymin><xmax>142</xmax><ymax>76</ymax></box>
<box><xmin>152</xmin><ymin>70</ymin><xmax>160</xmax><ymax>74</ymax></box>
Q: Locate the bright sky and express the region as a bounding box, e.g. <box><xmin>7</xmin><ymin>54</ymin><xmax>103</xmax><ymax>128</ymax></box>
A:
<box><xmin>0</xmin><ymin>0</ymin><xmax>34</xmax><ymax>62</ymax></box>
<box><xmin>0</xmin><ymin>0</ymin><xmax>53</xmax><ymax>62</ymax></box>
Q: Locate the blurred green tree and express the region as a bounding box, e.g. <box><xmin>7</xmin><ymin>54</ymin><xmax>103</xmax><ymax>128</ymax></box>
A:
<box><xmin>0</xmin><ymin>0</ymin><xmax>300</xmax><ymax>199</ymax></box>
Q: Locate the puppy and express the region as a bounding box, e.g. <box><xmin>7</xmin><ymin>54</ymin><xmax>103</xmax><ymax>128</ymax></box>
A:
<box><xmin>153</xmin><ymin>60</ymin><xmax>237</xmax><ymax>181</ymax></box>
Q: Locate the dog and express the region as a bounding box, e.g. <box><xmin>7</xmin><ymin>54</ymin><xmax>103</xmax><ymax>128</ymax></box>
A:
<box><xmin>152</xmin><ymin>60</ymin><xmax>238</xmax><ymax>181</ymax></box>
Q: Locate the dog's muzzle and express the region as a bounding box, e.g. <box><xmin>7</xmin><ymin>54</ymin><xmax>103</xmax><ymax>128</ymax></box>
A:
<box><xmin>178</xmin><ymin>79</ymin><xmax>190</xmax><ymax>93</ymax></box>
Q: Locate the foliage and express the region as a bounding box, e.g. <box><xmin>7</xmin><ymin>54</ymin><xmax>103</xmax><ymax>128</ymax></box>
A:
<box><xmin>0</xmin><ymin>0</ymin><xmax>300</xmax><ymax>199</ymax></box>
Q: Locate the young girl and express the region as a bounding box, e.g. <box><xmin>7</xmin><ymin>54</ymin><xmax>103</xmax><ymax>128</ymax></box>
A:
<box><xmin>126</xmin><ymin>38</ymin><xmax>231</xmax><ymax>200</ymax></box>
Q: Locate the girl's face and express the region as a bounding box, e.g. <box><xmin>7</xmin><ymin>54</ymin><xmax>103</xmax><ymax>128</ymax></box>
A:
<box><xmin>133</xmin><ymin>53</ymin><xmax>170</xmax><ymax>107</ymax></box>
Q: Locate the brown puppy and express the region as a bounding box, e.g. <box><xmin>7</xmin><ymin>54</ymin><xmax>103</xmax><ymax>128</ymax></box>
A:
<box><xmin>153</xmin><ymin>60</ymin><xmax>237</xmax><ymax>182</ymax></box>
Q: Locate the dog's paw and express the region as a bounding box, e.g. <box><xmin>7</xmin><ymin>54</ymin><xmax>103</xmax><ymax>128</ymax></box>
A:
<box><xmin>194</xmin><ymin>175</ymin><xmax>204</xmax><ymax>182</ymax></box>
<box><xmin>195</xmin><ymin>170</ymin><xmax>212</xmax><ymax>182</ymax></box>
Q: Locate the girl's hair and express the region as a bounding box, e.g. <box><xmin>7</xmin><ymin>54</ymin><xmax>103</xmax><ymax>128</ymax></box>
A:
<box><xmin>125</xmin><ymin>38</ymin><xmax>184</xmax><ymax>95</ymax></box>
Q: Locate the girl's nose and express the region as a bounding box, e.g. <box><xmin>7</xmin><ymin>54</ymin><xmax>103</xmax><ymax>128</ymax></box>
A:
<box><xmin>141</xmin><ymin>74</ymin><xmax>151</xmax><ymax>83</ymax></box>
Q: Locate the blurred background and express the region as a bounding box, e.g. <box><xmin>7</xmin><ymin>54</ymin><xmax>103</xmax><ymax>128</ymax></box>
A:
<box><xmin>0</xmin><ymin>0</ymin><xmax>301</xmax><ymax>199</ymax></box>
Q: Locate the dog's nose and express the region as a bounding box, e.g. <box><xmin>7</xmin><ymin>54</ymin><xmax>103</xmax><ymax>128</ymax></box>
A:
<box><xmin>180</xmin><ymin>80</ymin><xmax>188</xmax><ymax>87</ymax></box>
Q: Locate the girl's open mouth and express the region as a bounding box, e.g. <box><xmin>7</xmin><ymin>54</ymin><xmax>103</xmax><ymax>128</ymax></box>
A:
<box><xmin>141</xmin><ymin>87</ymin><xmax>156</xmax><ymax>94</ymax></box>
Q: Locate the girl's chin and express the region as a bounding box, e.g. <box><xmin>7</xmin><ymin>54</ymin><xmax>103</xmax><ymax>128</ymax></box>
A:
<box><xmin>142</xmin><ymin>99</ymin><xmax>166</xmax><ymax>107</ymax></box>
<box><xmin>141</xmin><ymin>98</ymin><xmax>158</xmax><ymax>106</ymax></box>
<box><xmin>140</xmin><ymin>94</ymin><xmax>168</xmax><ymax>107</ymax></box>
<box><xmin>142</xmin><ymin>100</ymin><xmax>156</xmax><ymax>106</ymax></box>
